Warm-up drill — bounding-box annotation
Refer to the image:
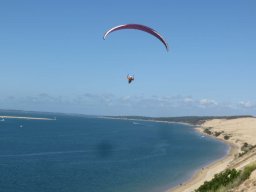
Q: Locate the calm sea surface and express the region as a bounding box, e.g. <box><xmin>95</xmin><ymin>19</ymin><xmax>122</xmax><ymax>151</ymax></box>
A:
<box><xmin>0</xmin><ymin>112</ymin><xmax>228</xmax><ymax>192</ymax></box>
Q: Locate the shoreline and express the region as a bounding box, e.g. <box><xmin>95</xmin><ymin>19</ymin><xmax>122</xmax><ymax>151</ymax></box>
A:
<box><xmin>81</xmin><ymin>116</ymin><xmax>256</xmax><ymax>191</ymax></box>
<box><xmin>169</xmin><ymin>117</ymin><xmax>256</xmax><ymax>192</ymax></box>
<box><xmin>100</xmin><ymin>116</ymin><xmax>239</xmax><ymax>192</ymax></box>
<box><xmin>0</xmin><ymin>115</ymin><xmax>55</xmax><ymax>121</ymax></box>
<box><xmin>168</xmin><ymin>136</ymin><xmax>238</xmax><ymax>192</ymax></box>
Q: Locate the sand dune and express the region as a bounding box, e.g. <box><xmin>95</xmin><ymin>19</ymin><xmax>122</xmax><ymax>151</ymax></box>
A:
<box><xmin>170</xmin><ymin>117</ymin><xmax>256</xmax><ymax>192</ymax></box>
<box><xmin>202</xmin><ymin>117</ymin><xmax>256</xmax><ymax>148</ymax></box>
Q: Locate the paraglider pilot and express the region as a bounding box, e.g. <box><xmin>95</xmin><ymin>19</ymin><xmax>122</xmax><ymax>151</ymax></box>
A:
<box><xmin>127</xmin><ymin>75</ymin><xmax>134</xmax><ymax>84</ymax></box>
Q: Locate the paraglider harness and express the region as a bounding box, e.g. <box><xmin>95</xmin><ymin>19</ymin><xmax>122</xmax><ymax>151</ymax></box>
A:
<box><xmin>127</xmin><ymin>75</ymin><xmax>134</xmax><ymax>84</ymax></box>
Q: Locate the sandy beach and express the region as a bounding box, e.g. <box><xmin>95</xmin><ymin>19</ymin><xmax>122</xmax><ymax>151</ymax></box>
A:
<box><xmin>169</xmin><ymin>117</ymin><xmax>256</xmax><ymax>192</ymax></box>
<box><xmin>0</xmin><ymin>115</ymin><xmax>55</xmax><ymax>121</ymax></box>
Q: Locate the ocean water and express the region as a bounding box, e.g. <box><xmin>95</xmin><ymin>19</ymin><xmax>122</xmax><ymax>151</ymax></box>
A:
<box><xmin>0</xmin><ymin>112</ymin><xmax>228</xmax><ymax>192</ymax></box>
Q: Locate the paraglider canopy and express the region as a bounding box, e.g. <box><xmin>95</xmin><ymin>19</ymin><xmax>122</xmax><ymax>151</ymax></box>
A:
<box><xmin>103</xmin><ymin>24</ymin><xmax>169</xmax><ymax>51</ymax></box>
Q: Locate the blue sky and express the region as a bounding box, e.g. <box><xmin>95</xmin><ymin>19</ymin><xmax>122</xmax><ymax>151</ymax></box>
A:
<box><xmin>0</xmin><ymin>0</ymin><xmax>256</xmax><ymax>116</ymax></box>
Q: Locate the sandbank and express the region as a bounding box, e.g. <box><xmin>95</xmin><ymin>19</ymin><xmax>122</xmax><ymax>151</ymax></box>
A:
<box><xmin>0</xmin><ymin>115</ymin><xmax>55</xmax><ymax>121</ymax></box>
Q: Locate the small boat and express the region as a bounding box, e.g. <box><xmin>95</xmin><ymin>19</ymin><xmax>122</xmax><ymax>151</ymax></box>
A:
<box><xmin>19</xmin><ymin>125</ymin><xmax>23</xmax><ymax>128</ymax></box>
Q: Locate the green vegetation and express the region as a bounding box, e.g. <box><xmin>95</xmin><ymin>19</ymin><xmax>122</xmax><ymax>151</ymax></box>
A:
<box><xmin>223</xmin><ymin>135</ymin><xmax>230</xmax><ymax>140</ymax></box>
<box><xmin>239</xmin><ymin>143</ymin><xmax>256</xmax><ymax>157</ymax></box>
<box><xmin>204</xmin><ymin>128</ymin><xmax>212</xmax><ymax>135</ymax></box>
<box><xmin>195</xmin><ymin>169</ymin><xmax>241</xmax><ymax>192</ymax></box>
<box><xmin>239</xmin><ymin>162</ymin><xmax>256</xmax><ymax>181</ymax></box>
<box><xmin>202</xmin><ymin>129</ymin><xmax>224</xmax><ymax>137</ymax></box>
<box><xmin>195</xmin><ymin>162</ymin><xmax>256</xmax><ymax>192</ymax></box>
<box><xmin>203</xmin><ymin>129</ymin><xmax>224</xmax><ymax>138</ymax></box>
<box><xmin>214</xmin><ymin>131</ymin><xmax>223</xmax><ymax>137</ymax></box>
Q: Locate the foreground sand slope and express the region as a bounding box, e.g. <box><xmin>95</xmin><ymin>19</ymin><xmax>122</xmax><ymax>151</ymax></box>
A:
<box><xmin>232</xmin><ymin>169</ymin><xmax>256</xmax><ymax>192</ymax></box>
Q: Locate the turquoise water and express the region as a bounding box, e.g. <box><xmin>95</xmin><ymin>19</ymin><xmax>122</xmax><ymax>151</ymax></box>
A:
<box><xmin>0</xmin><ymin>112</ymin><xmax>228</xmax><ymax>192</ymax></box>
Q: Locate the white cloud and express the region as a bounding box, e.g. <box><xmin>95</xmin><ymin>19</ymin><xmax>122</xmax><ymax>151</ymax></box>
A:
<box><xmin>1</xmin><ymin>93</ymin><xmax>256</xmax><ymax>116</ymax></box>
<box><xmin>239</xmin><ymin>101</ymin><xmax>256</xmax><ymax>109</ymax></box>
<box><xmin>184</xmin><ymin>97</ymin><xmax>194</xmax><ymax>103</ymax></box>
<box><xmin>199</xmin><ymin>98</ymin><xmax>218</xmax><ymax>106</ymax></box>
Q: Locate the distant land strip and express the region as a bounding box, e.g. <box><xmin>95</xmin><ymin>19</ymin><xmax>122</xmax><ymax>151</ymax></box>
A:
<box><xmin>0</xmin><ymin>116</ymin><xmax>55</xmax><ymax>121</ymax></box>
<box><xmin>104</xmin><ymin>115</ymin><xmax>254</xmax><ymax>125</ymax></box>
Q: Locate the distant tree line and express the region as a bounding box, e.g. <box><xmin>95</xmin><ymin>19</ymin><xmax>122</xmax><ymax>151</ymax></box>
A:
<box><xmin>107</xmin><ymin>115</ymin><xmax>254</xmax><ymax>125</ymax></box>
